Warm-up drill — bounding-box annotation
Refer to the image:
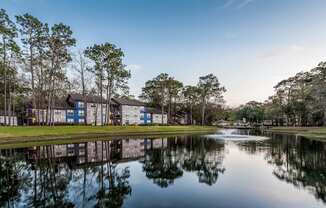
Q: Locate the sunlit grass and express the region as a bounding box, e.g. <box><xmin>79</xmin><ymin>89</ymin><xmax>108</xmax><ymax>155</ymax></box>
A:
<box><xmin>0</xmin><ymin>125</ymin><xmax>218</xmax><ymax>146</ymax></box>
<box><xmin>269</xmin><ymin>127</ymin><xmax>326</xmax><ymax>140</ymax></box>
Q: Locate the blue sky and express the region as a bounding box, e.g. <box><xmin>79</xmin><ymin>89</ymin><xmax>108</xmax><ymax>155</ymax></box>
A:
<box><xmin>3</xmin><ymin>0</ymin><xmax>326</xmax><ymax>106</ymax></box>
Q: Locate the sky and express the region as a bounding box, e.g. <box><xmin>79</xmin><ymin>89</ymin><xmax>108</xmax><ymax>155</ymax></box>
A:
<box><xmin>2</xmin><ymin>0</ymin><xmax>326</xmax><ymax>106</ymax></box>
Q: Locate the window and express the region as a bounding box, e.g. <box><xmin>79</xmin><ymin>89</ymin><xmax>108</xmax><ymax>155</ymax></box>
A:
<box><xmin>78</xmin><ymin>102</ymin><xmax>85</xmax><ymax>108</ymax></box>
<box><xmin>67</xmin><ymin>110</ymin><xmax>74</xmax><ymax>116</ymax></box>
<box><xmin>79</xmin><ymin>118</ymin><xmax>85</xmax><ymax>123</ymax></box>
<box><xmin>140</xmin><ymin>115</ymin><xmax>144</xmax><ymax>120</ymax></box>
<box><xmin>78</xmin><ymin>110</ymin><xmax>84</xmax><ymax>116</ymax></box>
<box><xmin>67</xmin><ymin>118</ymin><xmax>74</xmax><ymax>123</ymax></box>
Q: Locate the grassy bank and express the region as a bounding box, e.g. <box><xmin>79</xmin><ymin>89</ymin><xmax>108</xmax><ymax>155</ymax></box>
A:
<box><xmin>268</xmin><ymin>127</ymin><xmax>326</xmax><ymax>140</ymax></box>
<box><xmin>0</xmin><ymin>125</ymin><xmax>218</xmax><ymax>147</ymax></box>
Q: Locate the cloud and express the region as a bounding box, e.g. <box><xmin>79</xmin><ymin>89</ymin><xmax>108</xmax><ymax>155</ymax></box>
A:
<box><xmin>220</xmin><ymin>0</ymin><xmax>255</xmax><ymax>9</ymax></box>
<box><xmin>221</xmin><ymin>0</ymin><xmax>235</xmax><ymax>9</ymax></box>
<box><xmin>236</xmin><ymin>0</ymin><xmax>255</xmax><ymax>9</ymax></box>
<box><xmin>126</xmin><ymin>64</ymin><xmax>142</xmax><ymax>71</ymax></box>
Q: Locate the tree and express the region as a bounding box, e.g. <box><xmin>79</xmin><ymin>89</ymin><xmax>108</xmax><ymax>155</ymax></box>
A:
<box><xmin>182</xmin><ymin>85</ymin><xmax>199</xmax><ymax>124</ymax></box>
<box><xmin>271</xmin><ymin>69</ymin><xmax>315</xmax><ymax>126</ymax></box>
<box><xmin>16</xmin><ymin>14</ymin><xmax>44</xmax><ymax>119</ymax></box>
<box><xmin>166</xmin><ymin>77</ymin><xmax>183</xmax><ymax>123</ymax></box>
<box><xmin>311</xmin><ymin>62</ymin><xmax>326</xmax><ymax>125</ymax></box>
<box><xmin>235</xmin><ymin>101</ymin><xmax>265</xmax><ymax>124</ymax></box>
<box><xmin>140</xmin><ymin>73</ymin><xmax>170</xmax><ymax>124</ymax></box>
<box><xmin>0</xmin><ymin>9</ymin><xmax>18</xmax><ymax>125</ymax></box>
<box><xmin>85</xmin><ymin>43</ymin><xmax>130</xmax><ymax>126</ymax></box>
<box><xmin>34</xmin><ymin>22</ymin><xmax>49</xmax><ymax>125</ymax></box>
<box><xmin>141</xmin><ymin>73</ymin><xmax>184</xmax><ymax>124</ymax></box>
<box><xmin>71</xmin><ymin>50</ymin><xmax>92</xmax><ymax>124</ymax></box>
<box><xmin>46</xmin><ymin>23</ymin><xmax>75</xmax><ymax>125</ymax></box>
<box><xmin>6</xmin><ymin>43</ymin><xmax>20</xmax><ymax>126</ymax></box>
<box><xmin>197</xmin><ymin>74</ymin><xmax>226</xmax><ymax>125</ymax></box>
<box><xmin>103</xmin><ymin>44</ymin><xmax>130</xmax><ymax>125</ymax></box>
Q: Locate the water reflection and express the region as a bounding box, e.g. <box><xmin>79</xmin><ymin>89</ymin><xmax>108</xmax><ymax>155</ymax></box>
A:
<box><xmin>239</xmin><ymin>133</ymin><xmax>326</xmax><ymax>204</ymax></box>
<box><xmin>0</xmin><ymin>133</ymin><xmax>325</xmax><ymax>207</ymax></box>
<box><xmin>0</xmin><ymin>136</ymin><xmax>226</xmax><ymax>207</ymax></box>
<box><xmin>141</xmin><ymin>137</ymin><xmax>225</xmax><ymax>187</ymax></box>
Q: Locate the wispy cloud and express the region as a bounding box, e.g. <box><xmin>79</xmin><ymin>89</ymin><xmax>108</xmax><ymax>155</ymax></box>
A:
<box><xmin>221</xmin><ymin>0</ymin><xmax>235</xmax><ymax>9</ymax></box>
<box><xmin>236</xmin><ymin>0</ymin><xmax>255</xmax><ymax>9</ymax></box>
<box><xmin>220</xmin><ymin>0</ymin><xmax>255</xmax><ymax>9</ymax></box>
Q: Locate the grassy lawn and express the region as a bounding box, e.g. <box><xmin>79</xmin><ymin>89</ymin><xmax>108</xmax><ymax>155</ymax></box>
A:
<box><xmin>0</xmin><ymin>125</ymin><xmax>218</xmax><ymax>147</ymax></box>
<box><xmin>268</xmin><ymin>127</ymin><xmax>326</xmax><ymax>140</ymax></box>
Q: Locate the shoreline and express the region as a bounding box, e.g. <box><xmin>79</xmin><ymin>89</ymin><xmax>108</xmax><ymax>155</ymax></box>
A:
<box><xmin>0</xmin><ymin>125</ymin><xmax>218</xmax><ymax>148</ymax></box>
<box><xmin>266</xmin><ymin>127</ymin><xmax>326</xmax><ymax>141</ymax></box>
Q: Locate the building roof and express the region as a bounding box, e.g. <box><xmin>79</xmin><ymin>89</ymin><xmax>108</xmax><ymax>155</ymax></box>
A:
<box><xmin>145</xmin><ymin>107</ymin><xmax>167</xmax><ymax>114</ymax></box>
<box><xmin>24</xmin><ymin>97</ymin><xmax>72</xmax><ymax>109</ymax></box>
<box><xmin>0</xmin><ymin>110</ymin><xmax>17</xmax><ymax>116</ymax></box>
<box><xmin>68</xmin><ymin>94</ymin><xmax>107</xmax><ymax>104</ymax></box>
<box><xmin>55</xmin><ymin>98</ymin><xmax>73</xmax><ymax>109</ymax></box>
<box><xmin>112</xmin><ymin>97</ymin><xmax>146</xmax><ymax>106</ymax></box>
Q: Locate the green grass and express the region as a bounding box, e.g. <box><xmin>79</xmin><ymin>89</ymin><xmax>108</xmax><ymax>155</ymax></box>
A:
<box><xmin>0</xmin><ymin>125</ymin><xmax>218</xmax><ymax>147</ymax></box>
<box><xmin>268</xmin><ymin>127</ymin><xmax>326</xmax><ymax>141</ymax></box>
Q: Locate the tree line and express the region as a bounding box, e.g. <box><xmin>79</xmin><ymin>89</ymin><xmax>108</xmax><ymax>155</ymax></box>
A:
<box><xmin>140</xmin><ymin>73</ymin><xmax>226</xmax><ymax>125</ymax></box>
<box><xmin>0</xmin><ymin>9</ymin><xmax>227</xmax><ymax>126</ymax></box>
<box><xmin>232</xmin><ymin>62</ymin><xmax>326</xmax><ymax>127</ymax></box>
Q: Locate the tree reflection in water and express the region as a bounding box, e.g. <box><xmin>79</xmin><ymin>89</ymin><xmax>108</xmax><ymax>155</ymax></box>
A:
<box><xmin>0</xmin><ymin>151</ymin><xmax>30</xmax><ymax>208</ymax></box>
<box><xmin>141</xmin><ymin>136</ymin><xmax>226</xmax><ymax>187</ymax></box>
<box><xmin>4</xmin><ymin>134</ymin><xmax>325</xmax><ymax>207</ymax></box>
<box><xmin>0</xmin><ymin>136</ymin><xmax>227</xmax><ymax>207</ymax></box>
<box><xmin>239</xmin><ymin>133</ymin><xmax>326</xmax><ymax>204</ymax></box>
<box><xmin>180</xmin><ymin>137</ymin><xmax>225</xmax><ymax>185</ymax></box>
<box><xmin>141</xmin><ymin>138</ymin><xmax>184</xmax><ymax>188</ymax></box>
<box><xmin>0</xmin><ymin>141</ymin><xmax>132</xmax><ymax>208</ymax></box>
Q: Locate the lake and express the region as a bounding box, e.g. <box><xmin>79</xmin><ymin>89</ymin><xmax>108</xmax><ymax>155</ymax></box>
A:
<box><xmin>0</xmin><ymin>129</ymin><xmax>325</xmax><ymax>208</ymax></box>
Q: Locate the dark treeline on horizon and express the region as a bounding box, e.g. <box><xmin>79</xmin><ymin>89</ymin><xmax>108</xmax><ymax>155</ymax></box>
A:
<box><xmin>231</xmin><ymin>62</ymin><xmax>326</xmax><ymax>127</ymax></box>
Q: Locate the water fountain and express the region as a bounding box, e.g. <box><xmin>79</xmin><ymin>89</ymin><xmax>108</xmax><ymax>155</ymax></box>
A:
<box><xmin>205</xmin><ymin>129</ymin><xmax>269</xmax><ymax>141</ymax></box>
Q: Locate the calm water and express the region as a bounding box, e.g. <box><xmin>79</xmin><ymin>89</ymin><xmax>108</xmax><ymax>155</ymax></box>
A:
<box><xmin>0</xmin><ymin>129</ymin><xmax>325</xmax><ymax>208</ymax></box>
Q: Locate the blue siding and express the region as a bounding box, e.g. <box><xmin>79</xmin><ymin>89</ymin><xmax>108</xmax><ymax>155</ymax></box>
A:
<box><xmin>143</xmin><ymin>112</ymin><xmax>152</xmax><ymax>124</ymax></box>
<box><xmin>66</xmin><ymin>101</ymin><xmax>85</xmax><ymax>124</ymax></box>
